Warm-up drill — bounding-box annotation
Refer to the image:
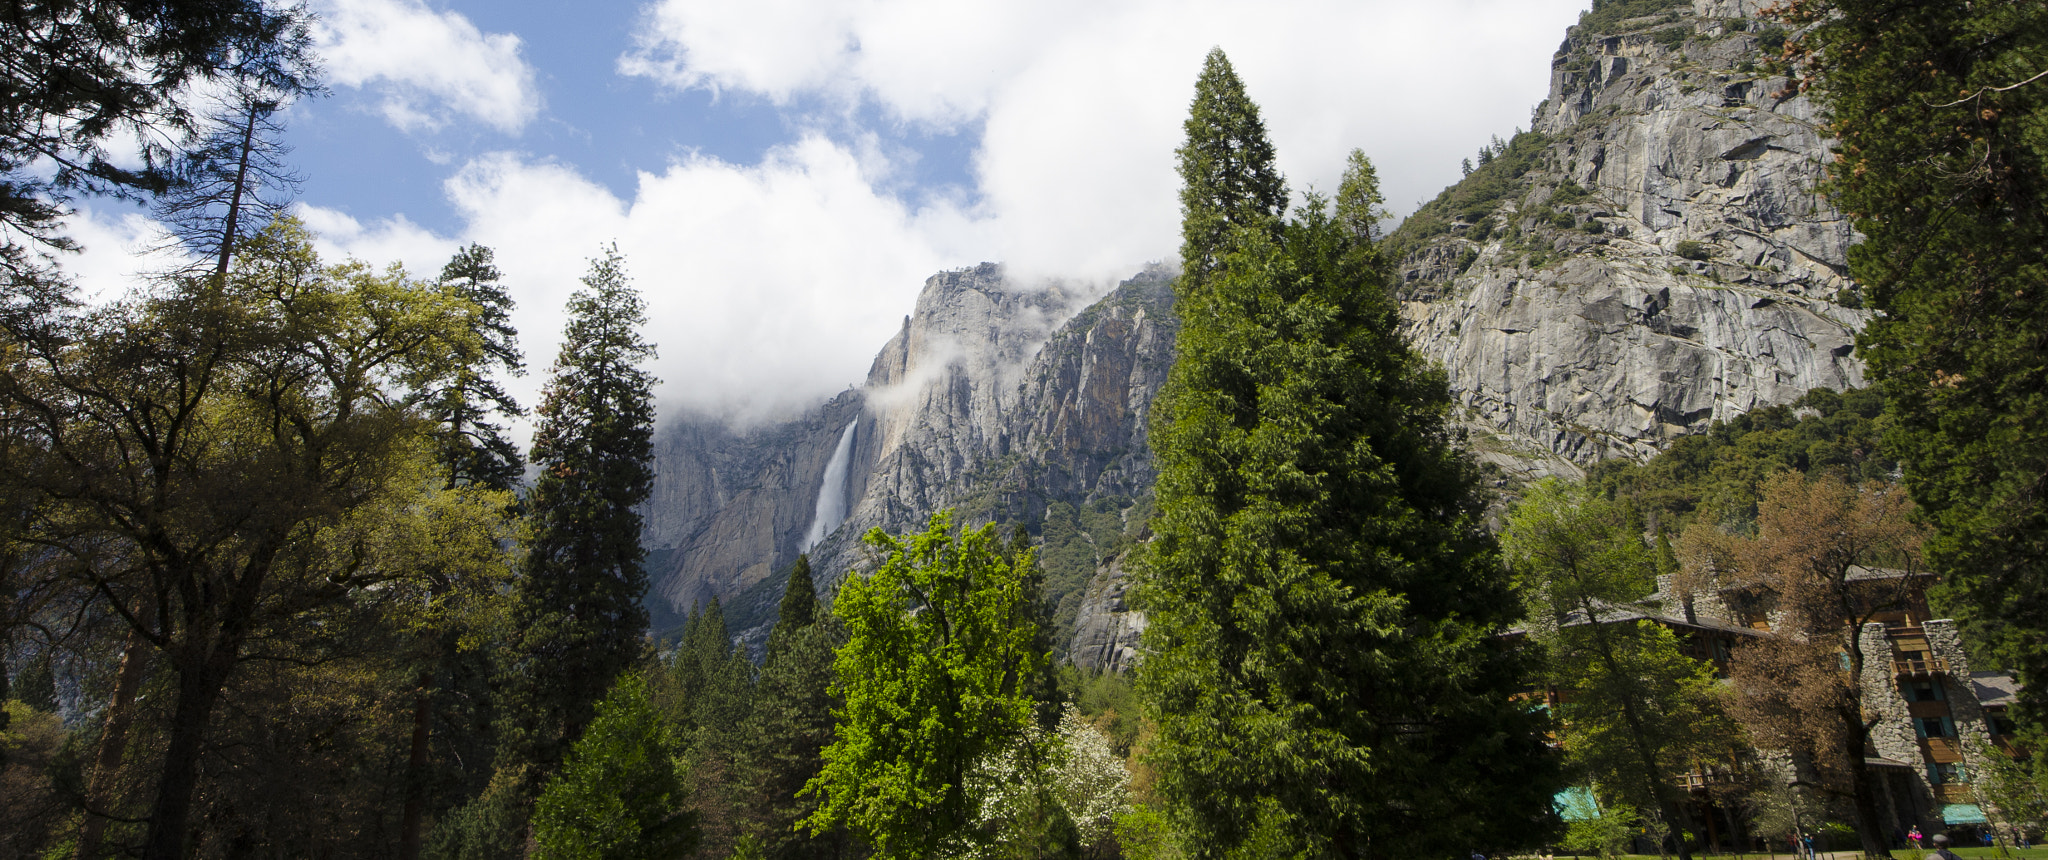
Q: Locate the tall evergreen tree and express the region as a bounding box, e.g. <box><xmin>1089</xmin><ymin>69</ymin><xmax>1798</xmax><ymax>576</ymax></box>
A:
<box><xmin>398</xmin><ymin>244</ymin><xmax>527</xmax><ymax>860</ymax></box>
<box><xmin>1777</xmin><ymin>0</ymin><xmax>2048</xmax><ymax>717</ymax></box>
<box><xmin>1136</xmin><ymin>53</ymin><xmax>1559</xmax><ymax>857</ymax></box>
<box><xmin>1176</xmin><ymin>48</ymin><xmax>1287</xmax><ymax>290</ymax></box>
<box><xmin>150</xmin><ymin>86</ymin><xmax>301</xmax><ymax>277</ymax></box>
<box><xmin>767</xmin><ymin>555</ymin><xmax>817</xmax><ymax>659</ymax></box>
<box><xmin>431</xmin><ymin>244</ymin><xmax>526</xmax><ymax>492</ymax></box>
<box><xmin>498</xmin><ymin>245</ymin><xmax>659</xmax><ymax>787</ymax></box>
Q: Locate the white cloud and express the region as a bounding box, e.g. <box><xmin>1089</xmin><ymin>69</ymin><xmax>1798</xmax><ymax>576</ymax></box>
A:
<box><xmin>56</xmin><ymin>207</ymin><xmax>193</xmax><ymax>302</ymax></box>
<box><xmin>314</xmin><ymin>0</ymin><xmax>540</xmax><ymax>134</ymax></box>
<box><xmin>620</xmin><ymin>0</ymin><xmax>1588</xmax><ymax>282</ymax></box>
<box><xmin>305</xmin><ymin>0</ymin><xmax>1596</xmax><ymax>434</ymax></box>
<box><xmin>310</xmin><ymin>142</ymin><xmax>981</xmax><ymax>430</ymax></box>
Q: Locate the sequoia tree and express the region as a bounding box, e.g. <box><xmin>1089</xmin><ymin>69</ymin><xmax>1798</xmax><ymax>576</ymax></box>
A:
<box><xmin>1136</xmin><ymin>49</ymin><xmax>1558</xmax><ymax>858</ymax></box>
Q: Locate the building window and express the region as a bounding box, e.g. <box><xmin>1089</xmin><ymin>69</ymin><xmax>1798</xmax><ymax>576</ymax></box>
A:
<box><xmin>1991</xmin><ymin>715</ymin><xmax>2019</xmax><ymax>736</ymax></box>
<box><xmin>1903</xmin><ymin>680</ymin><xmax>1945</xmax><ymax>702</ymax></box>
<box><xmin>1917</xmin><ymin>716</ymin><xmax>1955</xmax><ymax>738</ymax></box>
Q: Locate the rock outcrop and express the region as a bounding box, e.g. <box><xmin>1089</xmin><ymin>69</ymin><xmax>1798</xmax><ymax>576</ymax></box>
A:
<box><xmin>644</xmin><ymin>265</ymin><xmax>1177</xmax><ymax>643</ymax></box>
<box><xmin>1393</xmin><ymin>0</ymin><xmax>1869</xmax><ymax>479</ymax></box>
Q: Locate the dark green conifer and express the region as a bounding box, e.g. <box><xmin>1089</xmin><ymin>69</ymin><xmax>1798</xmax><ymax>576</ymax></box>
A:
<box><xmin>1137</xmin><ymin>52</ymin><xmax>1559</xmax><ymax>857</ymax></box>
<box><xmin>768</xmin><ymin>555</ymin><xmax>817</xmax><ymax>658</ymax></box>
<box><xmin>741</xmin><ymin>559</ymin><xmax>846</xmax><ymax>859</ymax></box>
<box><xmin>431</xmin><ymin>244</ymin><xmax>526</xmax><ymax>492</ymax></box>
<box><xmin>1177</xmin><ymin>48</ymin><xmax>1287</xmax><ymax>290</ymax></box>
<box><xmin>1784</xmin><ymin>0</ymin><xmax>2048</xmax><ymax>715</ymax></box>
<box><xmin>497</xmin><ymin>245</ymin><xmax>659</xmax><ymax>786</ymax></box>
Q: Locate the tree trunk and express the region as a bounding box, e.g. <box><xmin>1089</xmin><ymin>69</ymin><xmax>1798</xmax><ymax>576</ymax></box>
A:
<box><xmin>142</xmin><ymin>647</ymin><xmax>232</xmax><ymax>860</ymax></box>
<box><xmin>75</xmin><ymin>625</ymin><xmax>152</xmax><ymax>860</ymax></box>
<box><xmin>398</xmin><ymin>669</ymin><xmax>435</xmax><ymax>860</ymax></box>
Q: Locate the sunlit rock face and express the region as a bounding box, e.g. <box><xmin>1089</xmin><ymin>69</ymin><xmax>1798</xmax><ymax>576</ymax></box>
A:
<box><xmin>1396</xmin><ymin>0</ymin><xmax>1868</xmax><ymax>481</ymax></box>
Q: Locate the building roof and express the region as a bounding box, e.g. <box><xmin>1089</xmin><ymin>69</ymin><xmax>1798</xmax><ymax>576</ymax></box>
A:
<box><xmin>1970</xmin><ymin>671</ymin><xmax>2020</xmax><ymax>708</ymax></box>
<box><xmin>1535</xmin><ymin>598</ymin><xmax>1764</xmax><ymax>638</ymax></box>
<box><xmin>1844</xmin><ymin>565</ymin><xmax>1932</xmax><ymax>582</ymax></box>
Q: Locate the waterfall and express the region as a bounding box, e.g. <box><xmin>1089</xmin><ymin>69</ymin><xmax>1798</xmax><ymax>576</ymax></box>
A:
<box><xmin>802</xmin><ymin>420</ymin><xmax>859</xmax><ymax>551</ymax></box>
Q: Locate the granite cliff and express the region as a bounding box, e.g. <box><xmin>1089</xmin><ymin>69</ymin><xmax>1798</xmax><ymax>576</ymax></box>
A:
<box><xmin>1392</xmin><ymin>0</ymin><xmax>1867</xmax><ymax>480</ymax></box>
<box><xmin>643</xmin><ymin>265</ymin><xmax>1176</xmax><ymax>648</ymax></box>
<box><xmin>642</xmin><ymin>0</ymin><xmax>1869</xmax><ymax>666</ymax></box>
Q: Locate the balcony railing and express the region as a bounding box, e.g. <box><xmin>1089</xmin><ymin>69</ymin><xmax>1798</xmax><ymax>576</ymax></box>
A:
<box><xmin>1896</xmin><ymin>657</ymin><xmax>1949</xmax><ymax>676</ymax></box>
<box><xmin>1676</xmin><ymin>771</ymin><xmax>1738</xmax><ymax>790</ymax></box>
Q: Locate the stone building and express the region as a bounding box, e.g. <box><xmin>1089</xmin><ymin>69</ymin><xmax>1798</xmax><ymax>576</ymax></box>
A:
<box><xmin>1553</xmin><ymin>567</ymin><xmax>2024</xmax><ymax>848</ymax></box>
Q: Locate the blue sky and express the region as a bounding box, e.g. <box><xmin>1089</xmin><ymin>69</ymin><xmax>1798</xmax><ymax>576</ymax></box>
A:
<box><xmin>66</xmin><ymin>0</ymin><xmax>1591</xmax><ymax>431</ymax></box>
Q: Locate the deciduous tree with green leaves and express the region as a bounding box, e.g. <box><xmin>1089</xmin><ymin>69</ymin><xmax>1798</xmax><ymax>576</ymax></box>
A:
<box><xmin>802</xmin><ymin>511</ymin><xmax>1045</xmax><ymax>858</ymax></box>
<box><xmin>1136</xmin><ymin>48</ymin><xmax>1559</xmax><ymax>858</ymax></box>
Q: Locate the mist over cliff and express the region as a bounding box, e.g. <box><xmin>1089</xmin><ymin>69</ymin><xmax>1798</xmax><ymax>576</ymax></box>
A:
<box><xmin>639</xmin><ymin>0</ymin><xmax>1868</xmax><ymax>661</ymax></box>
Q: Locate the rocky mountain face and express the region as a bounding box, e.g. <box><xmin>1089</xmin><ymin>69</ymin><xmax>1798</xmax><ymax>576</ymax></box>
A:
<box><xmin>642</xmin><ymin>264</ymin><xmax>1177</xmax><ymax>647</ymax></box>
<box><xmin>1392</xmin><ymin>0</ymin><xmax>1868</xmax><ymax>481</ymax></box>
<box><xmin>642</xmin><ymin>0</ymin><xmax>1870</xmax><ymax>666</ymax></box>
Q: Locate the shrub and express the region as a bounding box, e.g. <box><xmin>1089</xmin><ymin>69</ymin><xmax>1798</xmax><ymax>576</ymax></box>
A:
<box><xmin>1675</xmin><ymin>239</ymin><xmax>1711</xmax><ymax>260</ymax></box>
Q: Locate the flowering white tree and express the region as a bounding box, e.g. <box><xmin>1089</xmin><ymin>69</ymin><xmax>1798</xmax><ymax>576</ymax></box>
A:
<box><xmin>954</xmin><ymin>706</ymin><xmax>1132</xmax><ymax>858</ymax></box>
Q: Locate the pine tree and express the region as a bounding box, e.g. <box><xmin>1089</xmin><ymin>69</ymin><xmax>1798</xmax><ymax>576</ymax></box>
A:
<box><xmin>399</xmin><ymin>243</ymin><xmax>527</xmax><ymax>860</ymax></box>
<box><xmin>431</xmin><ymin>244</ymin><xmax>526</xmax><ymax>492</ymax></box>
<box><xmin>767</xmin><ymin>555</ymin><xmax>817</xmax><ymax>660</ymax></box>
<box><xmin>1137</xmin><ymin>54</ymin><xmax>1560</xmax><ymax>857</ymax></box>
<box><xmin>498</xmin><ymin>245</ymin><xmax>659</xmax><ymax>787</ymax></box>
<box><xmin>150</xmin><ymin>86</ymin><xmax>302</xmax><ymax>277</ymax></box>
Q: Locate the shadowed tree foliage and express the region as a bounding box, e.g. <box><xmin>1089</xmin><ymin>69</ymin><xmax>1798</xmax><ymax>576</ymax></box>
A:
<box><xmin>1776</xmin><ymin>0</ymin><xmax>2048</xmax><ymax>717</ymax></box>
<box><xmin>0</xmin><ymin>0</ymin><xmax>315</xmax><ymax>293</ymax></box>
<box><xmin>0</xmin><ymin>216</ymin><xmax>491</xmax><ymax>860</ymax></box>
